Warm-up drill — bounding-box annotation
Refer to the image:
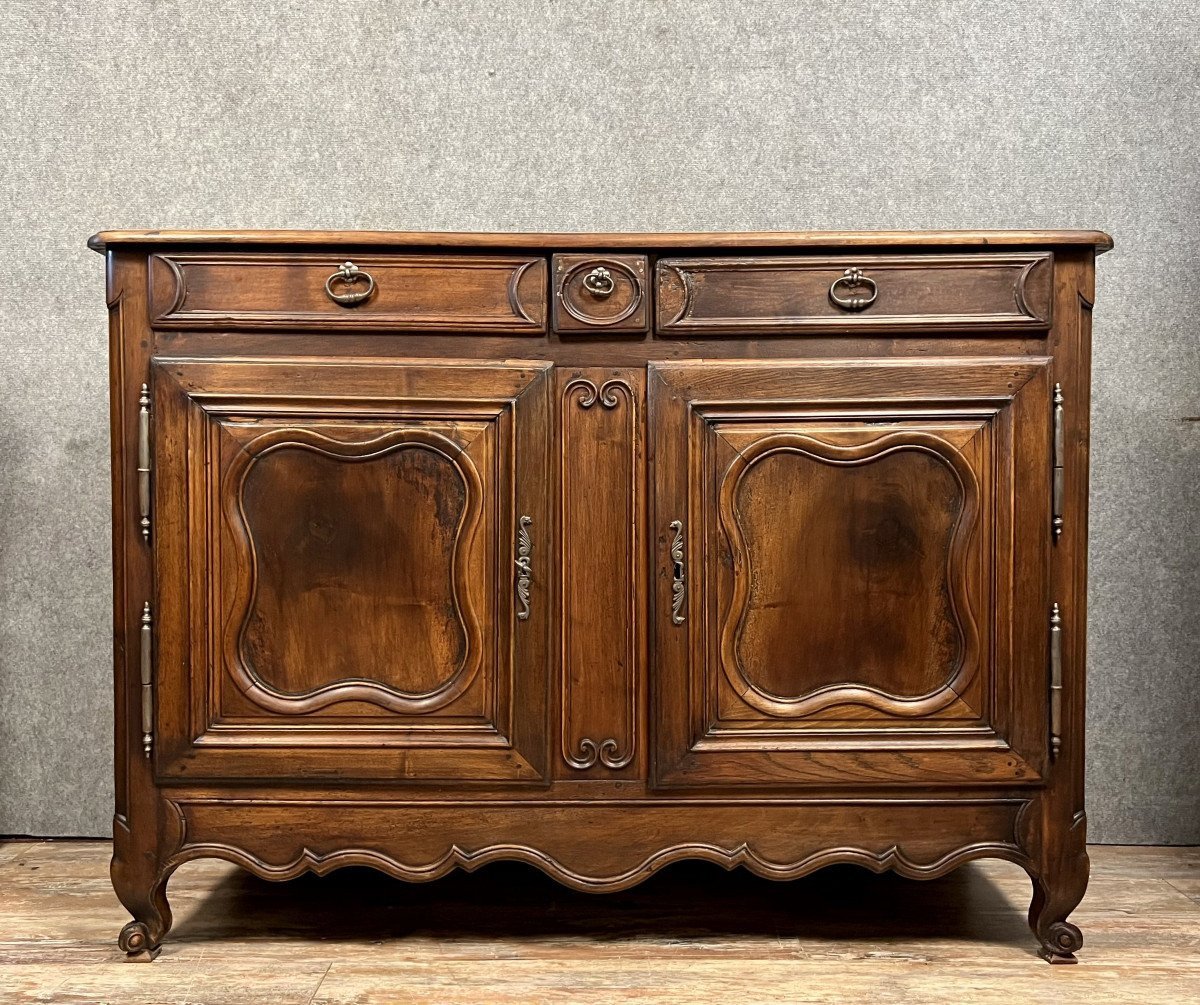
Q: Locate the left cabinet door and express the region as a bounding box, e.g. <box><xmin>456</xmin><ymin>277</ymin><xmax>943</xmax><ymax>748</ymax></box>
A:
<box><xmin>149</xmin><ymin>357</ymin><xmax>552</xmax><ymax>783</ymax></box>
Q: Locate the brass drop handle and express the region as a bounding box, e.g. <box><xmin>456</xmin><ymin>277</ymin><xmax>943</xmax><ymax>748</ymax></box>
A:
<box><xmin>583</xmin><ymin>266</ymin><xmax>615</xmax><ymax>299</ymax></box>
<box><xmin>829</xmin><ymin>267</ymin><xmax>878</xmax><ymax>311</ymax></box>
<box><xmin>324</xmin><ymin>261</ymin><xmax>376</xmax><ymax>306</ymax></box>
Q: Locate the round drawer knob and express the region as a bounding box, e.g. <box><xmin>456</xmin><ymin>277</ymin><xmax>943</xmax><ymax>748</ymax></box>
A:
<box><xmin>829</xmin><ymin>267</ymin><xmax>878</xmax><ymax>311</ymax></box>
<box><xmin>325</xmin><ymin>261</ymin><xmax>376</xmax><ymax>306</ymax></box>
<box><xmin>583</xmin><ymin>266</ymin><xmax>615</xmax><ymax>299</ymax></box>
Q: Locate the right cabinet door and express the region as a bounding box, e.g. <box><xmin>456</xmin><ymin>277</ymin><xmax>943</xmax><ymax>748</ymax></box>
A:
<box><xmin>650</xmin><ymin>357</ymin><xmax>1054</xmax><ymax>788</ymax></box>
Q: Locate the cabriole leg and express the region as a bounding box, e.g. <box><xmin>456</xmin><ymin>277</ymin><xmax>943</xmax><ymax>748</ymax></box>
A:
<box><xmin>111</xmin><ymin>818</ymin><xmax>174</xmax><ymax>961</ymax></box>
<box><xmin>1024</xmin><ymin>811</ymin><xmax>1090</xmax><ymax>963</ymax></box>
<box><xmin>1028</xmin><ymin>868</ymin><xmax>1088</xmax><ymax>963</ymax></box>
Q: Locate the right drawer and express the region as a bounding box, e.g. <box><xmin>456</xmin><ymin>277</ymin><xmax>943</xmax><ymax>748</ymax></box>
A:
<box><xmin>655</xmin><ymin>252</ymin><xmax>1053</xmax><ymax>335</ymax></box>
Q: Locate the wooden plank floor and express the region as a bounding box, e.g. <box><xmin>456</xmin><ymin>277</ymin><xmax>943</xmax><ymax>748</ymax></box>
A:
<box><xmin>0</xmin><ymin>841</ymin><xmax>1197</xmax><ymax>1003</ymax></box>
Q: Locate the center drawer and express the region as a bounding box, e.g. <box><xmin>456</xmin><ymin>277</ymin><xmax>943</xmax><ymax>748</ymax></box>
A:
<box><xmin>148</xmin><ymin>252</ymin><xmax>547</xmax><ymax>333</ymax></box>
<box><xmin>655</xmin><ymin>252</ymin><xmax>1054</xmax><ymax>335</ymax></box>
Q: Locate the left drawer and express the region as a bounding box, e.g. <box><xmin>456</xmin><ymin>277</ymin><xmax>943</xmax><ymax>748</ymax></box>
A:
<box><xmin>148</xmin><ymin>253</ymin><xmax>547</xmax><ymax>333</ymax></box>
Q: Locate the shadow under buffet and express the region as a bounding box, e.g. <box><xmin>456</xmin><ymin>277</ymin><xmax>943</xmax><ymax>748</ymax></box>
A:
<box><xmin>89</xmin><ymin>228</ymin><xmax>1111</xmax><ymax>962</ymax></box>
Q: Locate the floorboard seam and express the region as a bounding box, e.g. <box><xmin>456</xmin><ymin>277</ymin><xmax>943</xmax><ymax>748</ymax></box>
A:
<box><xmin>1163</xmin><ymin>879</ymin><xmax>1200</xmax><ymax>907</ymax></box>
<box><xmin>307</xmin><ymin>960</ymin><xmax>334</xmax><ymax>1005</ymax></box>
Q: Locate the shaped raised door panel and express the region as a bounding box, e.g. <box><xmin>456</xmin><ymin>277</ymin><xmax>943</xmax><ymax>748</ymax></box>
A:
<box><xmin>216</xmin><ymin>421</ymin><xmax>491</xmax><ymax>719</ymax></box>
<box><xmin>150</xmin><ymin>357</ymin><xmax>552</xmax><ymax>782</ymax></box>
<box><xmin>650</xmin><ymin>357</ymin><xmax>1052</xmax><ymax>788</ymax></box>
<box><xmin>713</xmin><ymin>425</ymin><xmax>986</xmax><ymax>723</ymax></box>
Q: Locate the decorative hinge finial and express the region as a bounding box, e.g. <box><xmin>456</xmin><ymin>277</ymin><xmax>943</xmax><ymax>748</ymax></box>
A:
<box><xmin>137</xmin><ymin>383</ymin><xmax>151</xmax><ymax>543</ymax></box>
<box><xmin>140</xmin><ymin>601</ymin><xmax>153</xmax><ymax>757</ymax></box>
<box><xmin>1052</xmin><ymin>383</ymin><xmax>1064</xmax><ymax>542</ymax></box>
<box><xmin>1049</xmin><ymin>602</ymin><xmax>1063</xmax><ymax>758</ymax></box>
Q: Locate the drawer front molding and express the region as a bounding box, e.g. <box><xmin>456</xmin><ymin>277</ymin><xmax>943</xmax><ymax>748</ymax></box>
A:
<box><xmin>656</xmin><ymin>253</ymin><xmax>1054</xmax><ymax>335</ymax></box>
<box><xmin>149</xmin><ymin>253</ymin><xmax>547</xmax><ymax>332</ymax></box>
<box><xmin>552</xmin><ymin>254</ymin><xmax>649</xmax><ymax>334</ymax></box>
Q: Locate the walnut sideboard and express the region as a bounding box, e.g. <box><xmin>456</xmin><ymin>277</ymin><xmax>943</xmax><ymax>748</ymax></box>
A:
<box><xmin>90</xmin><ymin>228</ymin><xmax>1110</xmax><ymax>962</ymax></box>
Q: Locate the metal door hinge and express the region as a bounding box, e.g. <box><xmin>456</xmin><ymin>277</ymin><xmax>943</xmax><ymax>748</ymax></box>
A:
<box><xmin>138</xmin><ymin>383</ymin><xmax>151</xmax><ymax>543</ymax></box>
<box><xmin>1052</xmin><ymin>383</ymin><xmax>1064</xmax><ymax>542</ymax></box>
<box><xmin>1049</xmin><ymin>602</ymin><xmax>1063</xmax><ymax>759</ymax></box>
<box><xmin>140</xmin><ymin>601</ymin><xmax>153</xmax><ymax>758</ymax></box>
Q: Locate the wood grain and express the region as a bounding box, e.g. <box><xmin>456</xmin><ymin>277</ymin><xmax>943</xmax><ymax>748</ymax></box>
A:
<box><xmin>553</xmin><ymin>254</ymin><xmax>650</xmax><ymax>334</ymax></box>
<box><xmin>97</xmin><ymin>232</ymin><xmax>1102</xmax><ymax>964</ymax></box>
<box><xmin>656</xmin><ymin>253</ymin><xmax>1055</xmax><ymax>334</ymax></box>
<box><xmin>721</xmin><ymin>431</ymin><xmax>973</xmax><ymax>705</ymax></box>
<box><xmin>650</xmin><ymin>357</ymin><xmax>1050</xmax><ymax>788</ymax></box>
<box><xmin>557</xmin><ymin>369</ymin><xmax>646</xmax><ymax>775</ymax></box>
<box><xmin>148</xmin><ymin>253</ymin><xmax>547</xmax><ymax>332</ymax></box>
<box><xmin>149</xmin><ymin>357</ymin><xmax>553</xmax><ymax>783</ymax></box>
<box><xmin>234</xmin><ymin>425</ymin><xmax>478</xmax><ymax>707</ymax></box>
<box><xmin>88</xmin><ymin>229</ymin><xmax>1115</xmax><ymax>252</ymax></box>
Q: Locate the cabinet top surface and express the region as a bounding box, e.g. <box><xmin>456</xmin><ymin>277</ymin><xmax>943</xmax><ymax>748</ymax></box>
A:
<box><xmin>87</xmin><ymin>228</ymin><xmax>1114</xmax><ymax>254</ymax></box>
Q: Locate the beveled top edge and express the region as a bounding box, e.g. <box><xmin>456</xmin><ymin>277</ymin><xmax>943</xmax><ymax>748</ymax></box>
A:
<box><xmin>87</xmin><ymin>228</ymin><xmax>1115</xmax><ymax>254</ymax></box>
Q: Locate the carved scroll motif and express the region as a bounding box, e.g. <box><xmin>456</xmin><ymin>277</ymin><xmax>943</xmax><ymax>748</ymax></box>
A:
<box><xmin>560</xmin><ymin>375</ymin><xmax>640</xmax><ymax>772</ymax></box>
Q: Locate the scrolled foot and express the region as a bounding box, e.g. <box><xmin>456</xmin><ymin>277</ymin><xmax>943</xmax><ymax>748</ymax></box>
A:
<box><xmin>118</xmin><ymin>920</ymin><xmax>161</xmax><ymax>962</ymax></box>
<box><xmin>1024</xmin><ymin>811</ymin><xmax>1089</xmax><ymax>964</ymax></box>
<box><xmin>1037</xmin><ymin>920</ymin><xmax>1083</xmax><ymax>964</ymax></box>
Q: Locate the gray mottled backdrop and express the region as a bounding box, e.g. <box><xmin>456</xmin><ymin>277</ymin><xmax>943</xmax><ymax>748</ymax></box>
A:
<box><xmin>0</xmin><ymin>1</ymin><xmax>1196</xmax><ymax>842</ymax></box>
